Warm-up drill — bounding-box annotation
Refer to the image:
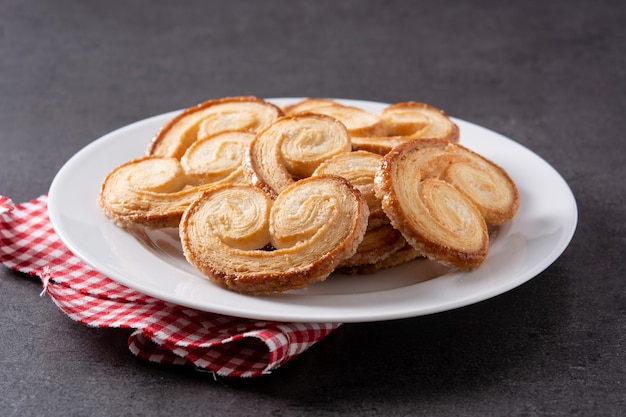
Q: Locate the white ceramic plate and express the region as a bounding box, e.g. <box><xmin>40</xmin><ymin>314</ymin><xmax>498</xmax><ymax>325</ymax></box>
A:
<box><xmin>48</xmin><ymin>98</ymin><xmax>577</xmax><ymax>323</ymax></box>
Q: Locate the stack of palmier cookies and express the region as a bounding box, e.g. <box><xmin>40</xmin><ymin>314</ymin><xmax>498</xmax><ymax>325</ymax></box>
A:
<box><xmin>99</xmin><ymin>96</ymin><xmax>519</xmax><ymax>295</ymax></box>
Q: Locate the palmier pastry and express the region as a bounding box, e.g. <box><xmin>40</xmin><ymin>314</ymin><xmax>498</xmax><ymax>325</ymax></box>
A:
<box><xmin>305</xmin><ymin>104</ymin><xmax>386</xmax><ymax>137</ymax></box>
<box><xmin>352</xmin><ymin>102</ymin><xmax>459</xmax><ymax>155</ymax></box>
<box><xmin>311</xmin><ymin>150</ymin><xmax>417</xmax><ymax>269</ymax></box>
<box><xmin>369</xmin><ymin>244</ymin><xmax>423</xmax><ymax>271</ymax></box>
<box><xmin>180</xmin><ymin>130</ymin><xmax>254</xmax><ymax>186</ymax></box>
<box><xmin>380</xmin><ymin>102</ymin><xmax>459</xmax><ymax>139</ymax></box>
<box><xmin>180</xmin><ymin>175</ymin><xmax>369</xmax><ymax>295</ymax></box>
<box><xmin>374</xmin><ymin>139</ymin><xmax>519</xmax><ymax>270</ymax></box>
<box><xmin>283</xmin><ymin>98</ymin><xmax>385</xmax><ymax>137</ymax></box>
<box><xmin>98</xmin><ymin>156</ymin><xmax>218</xmax><ymax>229</ymax></box>
<box><xmin>147</xmin><ymin>96</ymin><xmax>283</xmax><ymax>159</ymax></box>
<box><xmin>339</xmin><ymin>243</ymin><xmax>423</xmax><ymax>275</ymax></box>
<box><xmin>339</xmin><ymin>224</ymin><xmax>408</xmax><ymax>269</ymax></box>
<box><xmin>243</xmin><ymin>113</ymin><xmax>351</xmax><ymax>198</ymax></box>
<box><xmin>312</xmin><ymin>150</ymin><xmax>386</xmax><ymax>228</ymax></box>
<box><xmin>282</xmin><ymin>98</ymin><xmax>339</xmax><ymax>114</ymax></box>
<box><xmin>437</xmin><ymin>143</ymin><xmax>520</xmax><ymax>226</ymax></box>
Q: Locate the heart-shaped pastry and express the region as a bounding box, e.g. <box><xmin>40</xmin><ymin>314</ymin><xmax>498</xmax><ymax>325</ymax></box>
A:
<box><xmin>243</xmin><ymin>112</ymin><xmax>352</xmax><ymax>198</ymax></box>
<box><xmin>147</xmin><ymin>96</ymin><xmax>283</xmax><ymax>159</ymax></box>
<box><xmin>374</xmin><ymin>139</ymin><xmax>519</xmax><ymax>270</ymax></box>
<box><xmin>180</xmin><ymin>175</ymin><xmax>369</xmax><ymax>294</ymax></box>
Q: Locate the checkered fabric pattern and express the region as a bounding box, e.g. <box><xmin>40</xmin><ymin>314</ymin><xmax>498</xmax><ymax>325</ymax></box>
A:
<box><xmin>0</xmin><ymin>195</ymin><xmax>340</xmax><ymax>378</ymax></box>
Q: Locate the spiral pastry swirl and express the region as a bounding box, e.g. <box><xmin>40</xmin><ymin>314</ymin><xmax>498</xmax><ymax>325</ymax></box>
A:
<box><xmin>180</xmin><ymin>175</ymin><xmax>369</xmax><ymax>294</ymax></box>
<box><xmin>374</xmin><ymin>139</ymin><xmax>519</xmax><ymax>270</ymax></box>
<box><xmin>180</xmin><ymin>130</ymin><xmax>254</xmax><ymax>186</ymax></box>
<box><xmin>304</xmin><ymin>104</ymin><xmax>386</xmax><ymax>137</ymax></box>
<box><xmin>380</xmin><ymin>102</ymin><xmax>459</xmax><ymax>139</ymax></box>
<box><xmin>98</xmin><ymin>156</ymin><xmax>216</xmax><ymax>229</ymax></box>
<box><xmin>281</xmin><ymin>98</ymin><xmax>459</xmax><ymax>155</ymax></box>
<box><xmin>352</xmin><ymin>102</ymin><xmax>460</xmax><ymax>155</ymax></box>
<box><xmin>313</xmin><ymin>150</ymin><xmax>386</xmax><ymax>228</ymax></box>
<box><xmin>243</xmin><ymin>113</ymin><xmax>352</xmax><ymax>198</ymax></box>
<box><xmin>283</xmin><ymin>98</ymin><xmax>385</xmax><ymax>137</ymax></box>
<box><xmin>147</xmin><ymin>96</ymin><xmax>283</xmax><ymax>159</ymax></box>
<box><xmin>312</xmin><ymin>150</ymin><xmax>418</xmax><ymax>270</ymax></box>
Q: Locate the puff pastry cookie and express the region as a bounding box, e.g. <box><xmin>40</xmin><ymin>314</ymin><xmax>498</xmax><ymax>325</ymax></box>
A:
<box><xmin>282</xmin><ymin>98</ymin><xmax>338</xmax><ymax>114</ymax></box>
<box><xmin>352</xmin><ymin>102</ymin><xmax>460</xmax><ymax>154</ymax></box>
<box><xmin>312</xmin><ymin>150</ymin><xmax>386</xmax><ymax>228</ymax></box>
<box><xmin>180</xmin><ymin>175</ymin><xmax>369</xmax><ymax>294</ymax></box>
<box><xmin>338</xmin><ymin>223</ymin><xmax>409</xmax><ymax>269</ymax></box>
<box><xmin>374</xmin><ymin>139</ymin><xmax>519</xmax><ymax>270</ymax></box>
<box><xmin>283</xmin><ymin>98</ymin><xmax>459</xmax><ymax>155</ymax></box>
<box><xmin>99</xmin><ymin>130</ymin><xmax>255</xmax><ymax>229</ymax></box>
<box><xmin>243</xmin><ymin>112</ymin><xmax>351</xmax><ymax>198</ymax></box>
<box><xmin>98</xmin><ymin>156</ymin><xmax>214</xmax><ymax>229</ymax></box>
<box><xmin>147</xmin><ymin>96</ymin><xmax>283</xmax><ymax>159</ymax></box>
<box><xmin>283</xmin><ymin>98</ymin><xmax>384</xmax><ymax>136</ymax></box>
<box><xmin>98</xmin><ymin>96</ymin><xmax>521</xmax><ymax>295</ymax></box>
<box><xmin>339</xmin><ymin>242</ymin><xmax>423</xmax><ymax>275</ymax></box>
<box><xmin>312</xmin><ymin>151</ymin><xmax>411</xmax><ymax>270</ymax></box>
<box><xmin>180</xmin><ymin>130</ymin><xmax>254</xmax><ymax>186</ymax></box>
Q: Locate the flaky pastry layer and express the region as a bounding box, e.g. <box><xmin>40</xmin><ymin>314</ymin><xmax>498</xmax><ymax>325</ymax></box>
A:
<box><xmin>374</xmin><ymin>139</ymin><xmax>519</xmax><ymax>270</ymax></box>
<box><xmin>312</xmin><ymin>150</ymin><xmax>387</xmax><ymax>229</ymax></box>
<box><xmin>352</xmin><ymin>101</ymin><xmax>460</xmax><ymax>154</ymax></box>
<box><xmin>180</xmin><ymin>130</ymin><xmax>254</xmax><ymax>186</ymax></box>
<box><xmin>180</xmin><ymin>176</ymin><xmax>369</xmax><ymax>294</ymax></box>
<box><xmin>243</xmin><ymin>112</ymin><xmax>351</xmax><ymax>198</ymax></box>
<box><xmin>98</xmin><ymin>156</ymin><xmax>217</xmax><ymax>229</ymax></box>
<box><xmin>147</xmin><ymin>96</ymin><xmax>283</xmax><ymax>159</ymax></box>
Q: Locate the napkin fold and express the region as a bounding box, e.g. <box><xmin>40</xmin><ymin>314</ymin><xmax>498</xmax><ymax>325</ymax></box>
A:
<box><xmin>0</xmin><ymin>195</ymin><xmax>340</xmax><ymax>377</ymax></box>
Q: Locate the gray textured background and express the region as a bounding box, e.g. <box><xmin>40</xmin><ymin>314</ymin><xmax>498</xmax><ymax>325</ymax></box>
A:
<box><xmin>1</xmin><ymin>0</ymin><xmax>624</xmax><ymax>416</ymax></box>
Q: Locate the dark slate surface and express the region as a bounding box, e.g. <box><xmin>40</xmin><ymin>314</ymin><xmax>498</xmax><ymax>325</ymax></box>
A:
<box><xmin>1</xmin><ymin>0</ymin><xmax>624</xmax><ymax>416</ymax></box>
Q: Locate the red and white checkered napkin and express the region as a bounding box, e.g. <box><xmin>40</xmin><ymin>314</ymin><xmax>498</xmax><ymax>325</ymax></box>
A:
<box><xmin>0</xmin><ymin>195</ymin><xmax>340</xmax><ymax>378</ymax></box>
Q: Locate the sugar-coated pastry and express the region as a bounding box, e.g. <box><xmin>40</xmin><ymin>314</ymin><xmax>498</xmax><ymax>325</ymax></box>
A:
<box><xmin>147</xmin><ymin>96</ymin><xmax>283</xmax><ymax>159</ymax></box>
<box><xmin>339</xmin><ymin>243</ymin><xmax>423</xmax><ymax>275</ymax></box>
<box><xmin>98</xmin><ymin>95</ymin><xmax>521</xmax><ymax>295</ymax></box>
<box><xmin>282</xmin><ymin>98</ymin><xmax>339</xmax><ymax>114</ymax></box>
<box><xmin>180</xmin><ymin>175</ymin><xmax>369</xmax><ymax>295</ymax></box>
<box><xmin>380</xmin><ymin>101</ymin><xmax>459</xmax><ymax>139</ymax></box>
<box><xmin>284</xmin><ymin>98</ymin><xmax>386</xmax><ymax>137</ymax></box>
<box><xmin>98</xmin><ymin>156</ymin><xmax>215</xmax><ymax>229</ymax></box>
<box><xmin>305</xmin><ymin>104</ymin><xmax>386</xmax><ymax>137</ymax></box>
<box><xmin>312</xmin><ymin>150</ymin><xmax>387</xmax><ymax>229</ymax></box>
<box><xmin>352</xmin><ymin>102</ymin><xmax>459</xmax><ymax>155</ymax></box>
<box><xmin>339</xmin><ymin>223</ymin><xmax>408</xmax><ymax>268</ymax></box>
<box><xmin>437</xmin><ymin>144</ymin><xmax>520</xmax><ymax>226</ymax></box>
<box><xmin>375</xmin><ymin>139</ymin><xmax>519</xmax><ymax>269</ymax></box>
<box><xmin>243</xmin><ymin>112</ymin><xmax>351</xmax><ymax>198</ymax></box>
<box><xmin>180</xmin><ymin>130</ymin><xmax>254</xmax><ymax>186</ymax></box>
